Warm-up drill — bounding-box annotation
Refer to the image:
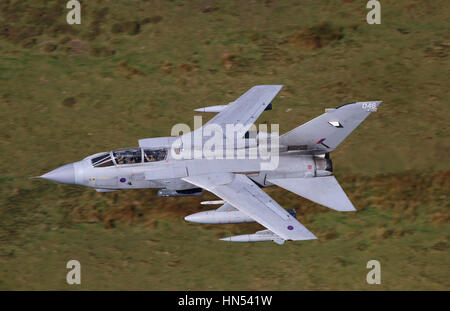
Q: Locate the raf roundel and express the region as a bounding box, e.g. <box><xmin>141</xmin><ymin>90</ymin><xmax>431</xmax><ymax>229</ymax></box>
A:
<box><xmin>120</xmin><ymin>178</ymin><xmax>126</xmax><ymax>183</ymax></box>
<box><xmin>287</xmin><ymin>225</ymin><xmax>294</xmax><ymax>230</ymax></box>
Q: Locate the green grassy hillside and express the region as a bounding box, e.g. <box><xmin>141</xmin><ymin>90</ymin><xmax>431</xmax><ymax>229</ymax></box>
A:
<box><xmin>0</xmin><ymin>0</ymin><xmax>448</xmax><ymax>290</ymax></box>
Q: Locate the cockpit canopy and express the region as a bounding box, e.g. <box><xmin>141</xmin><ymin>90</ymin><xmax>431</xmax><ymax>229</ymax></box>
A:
<box><xmin>113</xmin><ymin>148</ymin><xmax>141</xmax><ymax>165</ymax></box>
<box><xmin>91</xmin><ymin>153</ymin><xmax>114</xmax><ymax>167</ymax></box>
<box><xmin>143</xmin><ymin>148</ymin><xmax>167</xmax><ymax>163</ymax></box>
<box><xmin>91</xmin><ymin>147</ymin><xmax>167</xmax><ymax>167</ymax></box>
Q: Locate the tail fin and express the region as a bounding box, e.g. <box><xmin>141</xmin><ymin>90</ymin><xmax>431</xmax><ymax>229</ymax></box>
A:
<box><xmin>280</xmin><ymin>101</ymin><xmax>382</xmax><ymax>153</ymax></box>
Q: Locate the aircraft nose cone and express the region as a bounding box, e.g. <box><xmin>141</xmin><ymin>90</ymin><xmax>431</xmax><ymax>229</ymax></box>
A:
<box><xmin>40</xmin><ymin>163</ymin><xmax>76</xmax><ymax>185</ymax></box>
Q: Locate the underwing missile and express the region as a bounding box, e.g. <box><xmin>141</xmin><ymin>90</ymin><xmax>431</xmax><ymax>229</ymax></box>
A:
<box><xmin>184</xmin><ymin>210</ymin><xmax>254</xmax><ymax>224</ymax></box>
<box><xmin>200</xmin><ymin>200</ymin><xmax>225</xmax><ymax>205</ymax></box>
<box><xmin>220</xmin><ymin>230</ymin><xmax>285</xmax><ymax>245</ymax></box>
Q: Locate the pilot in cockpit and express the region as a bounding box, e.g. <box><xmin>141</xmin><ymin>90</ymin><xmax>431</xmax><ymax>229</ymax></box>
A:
<box><xmin>144</xmin><ymin>153</ymin><xmax>155</xmax><ymax>162</ymax></box>
<box><xmin>117</xmin><ymin>155</ymin><xmax>125</xmax><ymax>164</ymax></box>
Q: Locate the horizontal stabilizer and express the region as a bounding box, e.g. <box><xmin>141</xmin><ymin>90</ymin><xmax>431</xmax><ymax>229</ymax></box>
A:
<box><xmin>267</xmin><ymin>176</ymin><xmax>356</xmax><ymax>212</ymax></box>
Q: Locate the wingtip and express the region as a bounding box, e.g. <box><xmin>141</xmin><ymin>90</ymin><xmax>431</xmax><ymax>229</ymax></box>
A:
<box><xmin>254</xmin><ymin>84</ymin><xmax>283</xmax><ymax>89</ymax></box>
<box><xmin>305</xmin><ymin>232</ymin><xmax>318</xmax><ymax>240</ymax></box>
<box><xmin>333</xmin><ymin>205</ymin><xmax>357</xmax><ymax>212</ymax></box>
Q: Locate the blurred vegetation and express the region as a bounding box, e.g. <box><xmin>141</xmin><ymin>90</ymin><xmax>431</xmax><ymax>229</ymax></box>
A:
<box><xmin>0</xmin><ymin>0</ymin><xmax>448</xmax><ymax>290</ymax></box>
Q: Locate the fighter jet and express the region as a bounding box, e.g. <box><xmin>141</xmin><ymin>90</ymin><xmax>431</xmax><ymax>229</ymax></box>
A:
<box><xmin>40</xmin><ymin>85</ymin><xmax>381</xmax><ymax>245</ymax></box>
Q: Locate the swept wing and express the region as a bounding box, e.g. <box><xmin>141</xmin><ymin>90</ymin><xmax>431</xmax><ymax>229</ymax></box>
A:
<box><xmin>182</xmin><ymin>85</ymin><xmax>282</xmax><ymax>145</ymax></box>
<box><xmin>183</xmin><ymin>173</ymin><xmax>316</xmax><ymax>242</ymax></box>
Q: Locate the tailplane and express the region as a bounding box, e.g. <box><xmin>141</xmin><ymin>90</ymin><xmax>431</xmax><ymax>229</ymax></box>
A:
<box><xmin>267</xmin><ymin>176</ymin><xmax>356</xmax><ymax>212</ymax></box>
